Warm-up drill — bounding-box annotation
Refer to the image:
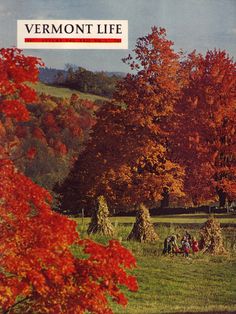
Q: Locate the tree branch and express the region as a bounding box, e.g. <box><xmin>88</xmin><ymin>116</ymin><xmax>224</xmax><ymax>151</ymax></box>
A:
<box><xmin>3</xmin><ymin>296</ymin><xmax>31</xmax><ymax>314</ymax></box>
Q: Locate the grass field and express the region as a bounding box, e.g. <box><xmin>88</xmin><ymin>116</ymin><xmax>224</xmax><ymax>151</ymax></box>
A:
<box><xmin>73</xmin><ymin>215</ymin><xmax>236</xmax><ymax>314</ymax></box>
<box><xmin>75</xmin><ymin>213</ymin><xmax>236</xmax><ymax>226</ymax></box>
<box><xmin>30</xmin><ymin>81</ymin><xmax>107</xmax><ymax>102</ymax></box>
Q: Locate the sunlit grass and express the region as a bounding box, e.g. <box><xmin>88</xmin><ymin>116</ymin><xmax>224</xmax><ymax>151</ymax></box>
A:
<box><xmin>29</xmin><ymin>81</ymin><xmax>107</xmax><ymax>102</ymax></box>
<box><xmin>72</xmin><ymin>219</ymin><xmax>236</xmax><ymax>314</ymax></box>
<box><xmin>74</xmin><ymin>213</ymin><xmax>236</xmax><ymax>227</ymax></box>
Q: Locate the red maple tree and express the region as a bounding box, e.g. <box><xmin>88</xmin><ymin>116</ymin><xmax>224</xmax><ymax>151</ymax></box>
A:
<box><xmin>0</xmin><ymin>48</ymin><xmax>138</xmax><ymax>313</ymax></box>
<box><xmin>172</xmin><ymin>49</ymin><xmax>236</xmax><ymax>206</ymax></box>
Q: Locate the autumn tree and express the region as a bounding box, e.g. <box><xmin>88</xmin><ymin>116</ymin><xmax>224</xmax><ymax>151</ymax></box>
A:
<box><xmin>0</xmin><ymin>48</ymin><xmax>138</xmax><ymax>313</ymax></box>
<box><xmin>15</xmin><ymin>93</ymin><xmax>97</xmax><ymax>191</ymax></box>
<box><xmin>172</xmin><ymin>50</ymin><xmax>236</xmax><ymax>207</ymax></box>
<box><xmin>59</xmin><ymin>27</ymin><xmax>185</xmax><ymax>241</ymax></box>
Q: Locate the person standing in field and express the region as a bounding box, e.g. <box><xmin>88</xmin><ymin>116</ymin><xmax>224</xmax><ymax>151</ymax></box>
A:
<box><xmin>191</xmin><ymin>236</ymin><xmax>199</xmax><ymax>254</ymax></box>
<box><xmin>182</xmin><ymin>238</ymin><xmax>191</xmax><ymax>257</ymax></box>
<box><xmin>184</xmin><ymin>230</ymin><xmax>192</xmax><ymax>243</ymax></box>
<box><xmin>163</xmin><ymin>234</ymin><xmax>180</xmax><ymax>255</ymax></box>
<box><xmin>163</xmin><ymin>235</ymin><xmax>172</xmax><ymax>254</ymax></box>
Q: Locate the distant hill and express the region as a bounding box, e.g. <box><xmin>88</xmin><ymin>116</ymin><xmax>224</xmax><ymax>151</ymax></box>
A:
<box><xmin>39</xmin><ymin>67</ymin><xmax>67</xmax><ymax>84</ymax></box>
<box><xmin>103</xmin><ymin>71</ymin><xmax>126</xmax><ymax>78</ymax></box>
<box><xmin>39</xmin><ymin>67</ymin><xmax>126</xmax><ymax>84</ymax></box>
<box><xmin>38</xmin><ymin>67</ymin><xmax>126</xmax><ymax>98</ymax></box>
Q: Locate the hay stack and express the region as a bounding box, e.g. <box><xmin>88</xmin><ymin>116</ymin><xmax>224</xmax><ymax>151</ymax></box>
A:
<box><xmin>87</xmin><ymin>195</ymin><xmax>115</xmax><ymax>236</ymax></box>
<box><xmin>199</xmin><ymin>217</ymin><xmax>226</xmax><ymax>255</ymax></box>
<box><xmin>127</xmin><ymin>203</ymin><xmax>158</xmax><ymax>242</ymax></box>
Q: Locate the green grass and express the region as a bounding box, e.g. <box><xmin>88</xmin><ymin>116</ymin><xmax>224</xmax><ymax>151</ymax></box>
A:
<box><xmin>75</xmin><ymin>213</ymin><xmax>236</xmax><ymax>226</ymax></box>
<box><xmin>73</xmin><ymin>219</ymin><xmax>236</xmax><ymax>314</ymax></box>
<box><xmin>113</xmin><ymin>252</ymin><xmax>236</xmax><ymax>314</ymax></box>
<box><xmin>30</xmin><ymin>81</ymin><xmax>108</xmax><ymax>102</ymax></box>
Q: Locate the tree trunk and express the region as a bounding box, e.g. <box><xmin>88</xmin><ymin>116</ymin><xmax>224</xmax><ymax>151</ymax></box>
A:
<box><xmin>160</xmin><ymin>187</ymin><xmax>169</xmax><ymax>208</ymax></box>
<box><xmin>87</xmin><ymin>195</ymin><xmax>115</xmax><ymax>237</ymax></box>
<box><xmin>217</xmin><ymin>188</ymin><xmax>227</xmax><ymax>208</ymax></box>
<box><xmin>127</xmin><ymin>203</ymin><xmax>158</xmax><ymax>242</ymax></box>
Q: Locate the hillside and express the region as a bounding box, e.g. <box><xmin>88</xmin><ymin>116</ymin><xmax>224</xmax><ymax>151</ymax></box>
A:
<box><xmin>38</xmin><ymin>66</ymin><xmax>125</xmax><ymax>98</ymax></box>
<box><xmin>39</xmin><ymin>67</ymin><xmax>126</xmax><ymax>84</ymax></box>
<box><xmin>30</xmin><ymin>82</ymin><xmax>108</xmax><ymax>103</ymax></box>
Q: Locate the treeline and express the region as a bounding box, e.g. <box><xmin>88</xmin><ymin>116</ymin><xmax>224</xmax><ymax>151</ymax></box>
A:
<box><xmin>54</xmin><ymin>66</ymin><xmax>123</xmax><ymax>97</ymax></box>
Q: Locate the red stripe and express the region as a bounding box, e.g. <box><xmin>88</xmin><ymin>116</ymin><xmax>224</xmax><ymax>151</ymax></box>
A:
<box><xmin>25</xmin><ymin>38</ymin><xmax>121</xmax><ymax>43</ymax></box>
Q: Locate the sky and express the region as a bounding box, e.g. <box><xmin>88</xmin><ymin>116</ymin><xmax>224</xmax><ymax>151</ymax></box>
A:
<box><xmin>0</xmin><ymin>0</ymin><xmax>235</xmax><ymax>72</ymax></box>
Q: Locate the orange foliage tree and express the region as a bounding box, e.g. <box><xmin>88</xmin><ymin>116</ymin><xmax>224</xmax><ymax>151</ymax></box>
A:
<box><xmin>0</xmin><ymin>48</ymin><xmax>137</xmax><ymax>313</ymax></box>
<box><xmin>172</xmin><ymin>50</ymin><xmax>236</xmax><ymax>207</ymax></box>
<box><xmin>15</xmin><ymin>93</ymin><xmax>96</xmax><ymax>191</ymax></box>
<box><xmin>59</xmin><ymin>28</ymin><xmax>185</xmax><ymax>239</ymax></box>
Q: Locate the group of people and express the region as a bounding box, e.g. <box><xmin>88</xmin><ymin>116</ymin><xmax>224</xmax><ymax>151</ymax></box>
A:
<box><xmin>163</xmin><ymin>231</ymin><xmax>199</xmax><ymax>257</ymax></box>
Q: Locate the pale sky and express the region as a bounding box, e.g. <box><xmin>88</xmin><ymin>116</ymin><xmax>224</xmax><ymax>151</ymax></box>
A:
<box><xmin>0</xmin><ymin>0</ymin><xmax>235</xmax><ymax>72</ymax></box>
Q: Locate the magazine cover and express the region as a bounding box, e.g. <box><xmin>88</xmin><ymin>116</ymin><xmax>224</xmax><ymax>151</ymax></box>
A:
<box><xmin>0</xmin><ymin>0</ymin><xmax>235</xmax><ymax>313</ymax></box>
